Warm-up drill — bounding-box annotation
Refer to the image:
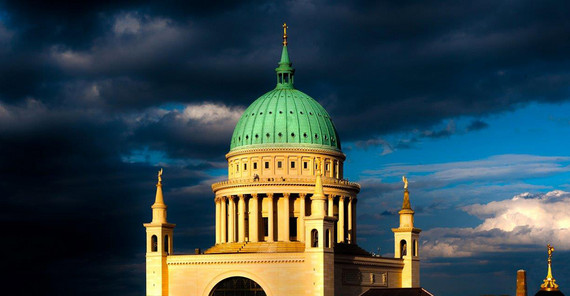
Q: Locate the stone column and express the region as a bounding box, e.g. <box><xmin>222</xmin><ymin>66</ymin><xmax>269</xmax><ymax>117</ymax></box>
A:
<box><xmin>215</xmin><ymin>197</ymin><xmax>221</xmax><ymax>244</ymax></box>
<box><xmin>267</xmin><ymin>193</ymin><xmax>274</xmax><ymax>242</ymax></box>
<box><xmin>238</xmin><ymin>194</ymin><xmax>246</xmax><ymax>242</ymax></box>
<box><xmin>249</xmin><ymin>194</ymin><xmax>259</xmax><ymax>242</ymax></box>
<box><xmin>299</xmin><ymin>193</ymin><xmax>306</xmax><ymax>242</ymax></box>
<box><xmin>221</xmin><ymin>196</ymin><xmax>227</xmax><ymax>243</ymax></box>
<box><xmin>348</xmin><ymin>196</ymin><xmax>353</xmax><ymax>244</ymax></box>
<box><xmin>351</xmin><ymin>197</ymin><xmax>357</xmax><ymax>244</ymax></box>
<box><xmin>327</xmin><ymin>194</ymin><xmax>334</xmax><ymax>217</ymax></box>
<box><xmin>279</xmin><ymin>193</ymin><xmax>290</xmax><ymax>241</ymax></box>
<box><xmin>338</xmin><ymin>195</ymin><xmax>345</xmax><ymax>243</ymax></box>
<box><xmin>228</xmin><ymin>196</ymin><xmax>236</xmax><ymax>242</ymax></box>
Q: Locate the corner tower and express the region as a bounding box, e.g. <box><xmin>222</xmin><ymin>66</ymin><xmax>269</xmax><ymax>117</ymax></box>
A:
<box><xmin>392</xmin><ymin>176</ymin><xmax>421</xmax><ymax>288</ymax></box>
<box><xmin>144</xmin><ymin>169</ymin><xmax>175</xmax><ymax>296</ymax></box>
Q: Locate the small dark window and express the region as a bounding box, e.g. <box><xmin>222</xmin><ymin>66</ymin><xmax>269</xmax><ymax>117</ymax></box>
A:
<box><xmin>290</xmin><ymin>111</ymin><xmax>293</xmax><ymax>114</ymax></box>
<box><xmin>325</xmin><ymin>163</ymin><xmax>329</xmax><ymax>171</ymax></box>
<box><xmin>315</xmin><ymin>134</ymin><xmax>318</xmax><ymax>139</ymax></box>
<box><xmin>300</xmin><ymin>111</ymin><xmax>303</xmax><ymax>114</ymax></box>
<box><xmin>291</xmin><ymin>132</ymin><xmax>295</xmax><ymax>137</ymax></box>
<box><xmin>236</xmin><ymin>164</ymin><xmax>239</xmax><ymax>172</ymax></box>
<box><xmin>255</xmin><ymin>134</ymin><xmax>259</xmax><ymax>138</ymax></box>
<box><xmin>266</xmin><ymin>133</ymin><xmax>270</xmax><ymax>138</ymax></box>
<box><xmin>253</xmin><ymin>162</ymin><xmax>258</xmax><ymax>170</ymax></box>
<box><xmin>303</xmin><ymin>133</ymin><xmax>307</xmax><ymax>138</ymax></box>
<box><xmin>325</xmin><ymin>230</ymin><xmax>330</xmax><ymax>248</ymax></box>
<box><xmin>164</xmin><ymin>235</ymin><xmax>169</xmax><ymax>255</ymax></box>
<box><xmin>309</xmin><ymin>112</ymin><xmax>313</xmax><ymax>115</ymax></box>
<box><xmin>311</xmin><ymin>229</ymin><xmax>318</xmax><ymax>248</ymax></box>
<box><xmin>291</xmin><ymin>161</ymin><xmax>296</xmax><ymax>169</ymax></box>
<box><xmin>277</xmin><ymin>161</ymin><xmax>282</xmax><ymax>169</ymax></box>
<box><xmin>251</xmin><ymin>113</ymin><xmax>254</xmax><ymax>116</ymax></box>
<box><xmin>151</xmin><ymin>235</ymin><xmax>158</xmax><ymax>252</ymax></box>
<box><xmin>269</xmin><ymin>111</ymin><xmax>272</xmax><ymax>114</ymax></box>
<box><xmin>290</xmin><ymin>217</ymin><xmax>297</xmax><ymax>238</ymax></box>
<box><xmin>246</xmin><ymin>135</ymin><xmax>249</xmax><ymax>140</ymax></box>
<box><xmin>304</xmin><ymin>162</ymin><xmax>308</xmax><ymax>169</ymax></box>
<box><xmin>265</xmin><ymin>162</ymin><xmax>269</xmax><ymax>169</ymax></box>
<box><xmin>279</xmin><ymin>111</ymin><xmax>283</xmax><ymax>114</ymax></box>
<box><xmin>263</xmin><ymin>217</ymin><xmax>269</xmax><ymax>236</ymax></box>
<box><xmin>278</xmin><ymin>132</ymin><xmax>283</xmax><ymax>137</ymax></box>
<box><xmin>244</xmin><ymin>163</ymin><xmax>247</xmax><ymax>170</ymax></box>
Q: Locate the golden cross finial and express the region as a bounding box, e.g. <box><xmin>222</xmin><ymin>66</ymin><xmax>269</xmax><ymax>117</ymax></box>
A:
<box><xmin>547</xmin><ymin>244</ymin><xmax>555</xmax><ymax>261</ymax></box>
<box><xmin>282</xmin><ymin>23</ymin><xmax>288</xmax><ymax>45</ymax></box>
<box><xmin>158</xmin><ymin>168</ymin><xmax>163</xmax><ymax>185</ymax></box>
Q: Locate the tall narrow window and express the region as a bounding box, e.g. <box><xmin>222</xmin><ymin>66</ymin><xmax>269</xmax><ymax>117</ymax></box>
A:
<box><xmin>277</xmin><ymin>161</ymin><xmax>282</xmax><ymax>169</ymax></box>
<box><xmin>263</xmin><ymin>217</ymin><xmax>269</xmax><ymax>236</ymax></box>
<box><xmin>311</xmin><ymin>229</ymin><xmax>319</xmax><ymax>248</ymax></box>
<box><xmin>253</xmin><ymin>162</ymin><xmax>258</xmax><ymax>170</ymax></box>
<box><xmin>400</xmin><ymin>240</ymin><xmax>407</xmax><ymax>258</ymax></box>
<box><xmin>289</xmin><ymin>217</ymin><xmax>297</xmax><ymax>239</ymax></box>
<box><xmin>291</xmin><ymin>161</ymin><xmax>296</xmax><ymax>169</ymax></box>
<box><xmin>265</xmin><ymin>162</ymin><xmax>269</xmax><ymax>169</ymax></box>
<box><xmin>303</xmin><ymin>162</ymin><xmax>308</xmax><ymax>169</ymax></box>
<box><xmin>151</xmin><ymin>235</ymin><xmax>158</xmax><ymax>252</ymax></box>
<box><xmin>244</xmin><ymin>163</ymin><xmax>247</xmax><ymax>171</ymax></box>
<box><xmin>164</xmin><ymin>235</ymin><xmax>169</xmax><ymax>255</ymax></box>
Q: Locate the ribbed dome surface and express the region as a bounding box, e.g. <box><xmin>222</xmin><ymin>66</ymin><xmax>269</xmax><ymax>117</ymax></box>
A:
<box><xmin>230</xmin><ymin>88</ymin><xmax>341</xmax><ymax>151</ymax></box>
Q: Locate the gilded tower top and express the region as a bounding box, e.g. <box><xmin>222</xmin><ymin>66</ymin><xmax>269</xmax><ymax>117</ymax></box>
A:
<box><xmin>282</xmin><ymin>23</ymin><xmax>288</xmax><ymax>45</ymax></box>
<box><xmin>540</xmin><ymin>244</ymin><xmax>560</xmax><ymax>291</ymax></box>
<box><xmin>402</xmin><ymin>175</ymin><xmax>412</xmax><ymax>210</ymax></box>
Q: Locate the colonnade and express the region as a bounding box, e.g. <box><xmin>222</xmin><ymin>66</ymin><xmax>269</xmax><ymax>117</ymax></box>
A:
<box><xmin>214</xmin><ymin>193</ymin><xmax>357</xmax><ymax>245</ymax></box>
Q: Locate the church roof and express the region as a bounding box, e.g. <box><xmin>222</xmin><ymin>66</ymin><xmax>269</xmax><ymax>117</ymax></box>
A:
<box><xmin>229</xmin><ymin>31</ymin><xmax>341</xmax><ymax>152</ymax></box>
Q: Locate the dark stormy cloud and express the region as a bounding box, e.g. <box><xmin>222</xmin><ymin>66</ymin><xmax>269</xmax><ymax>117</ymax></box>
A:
<box><xmin>1</xmin><ymin>0</ymin><xmax>569</xmax><ymax>295</ymax></box>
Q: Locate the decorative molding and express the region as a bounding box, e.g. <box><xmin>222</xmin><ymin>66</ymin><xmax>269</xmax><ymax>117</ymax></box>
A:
<box><xmin>226</xmin><ymin>146</ymin><xmax>346</xmax><ymax>160</ymax></box>
<box><xmin>167</xmin><ymin>258</ymin><xmax>305</xmax><ymax>265</ymax></box>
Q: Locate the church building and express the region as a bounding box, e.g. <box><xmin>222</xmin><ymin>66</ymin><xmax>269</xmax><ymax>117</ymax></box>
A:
<box><xmin>144</xmin><ymin>24</ymin><xmax>432</xmax><ymax>296</ymax></box>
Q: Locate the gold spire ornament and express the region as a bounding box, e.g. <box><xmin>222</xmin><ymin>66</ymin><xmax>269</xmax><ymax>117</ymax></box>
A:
<box><xmin>282</xmin><ymin>23</ymin><xmax>288</xmax><ymax>45</ymax></box>
<box><xmin>158</xmin><ymin>168</ymin><xmax>163</xmax><ymax>185</ymax></box>
<box><xmin>540</xmin><ymin>244</ymin><xmax>560</xmax><ymax>291</ymax></box>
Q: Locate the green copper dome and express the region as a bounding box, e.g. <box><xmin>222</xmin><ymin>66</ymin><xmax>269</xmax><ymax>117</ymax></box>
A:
<box><xmin>230</xmin><ymin>43</ymin><xmax>341</xmax><ymax>152</ymax></box>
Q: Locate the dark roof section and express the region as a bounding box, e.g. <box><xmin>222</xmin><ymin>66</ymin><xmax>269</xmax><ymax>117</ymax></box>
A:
<box><xmin>535</xmin><ymin>290</ymin><xmax>565</xmax><ymax>296</ymax></box>
<box><xmin>360</xmin><ymin>288</ymin><xmax>435</xmax><ymax>296</ymax></box>
<box><xmin>334</xmin><ymin>242</ymin><xmax>372</xmax><ymax>256</ymax></box>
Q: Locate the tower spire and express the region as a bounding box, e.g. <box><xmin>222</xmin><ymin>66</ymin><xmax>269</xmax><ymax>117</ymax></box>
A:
<box><xmin>276</xmin><ymin>23</ymin><xmax>295</xmax><ymax>89</ymax></box>
<box><xmin>310</xmin><ymin>158</ymin><xmax>327</xmax><ymax>218</ymax></box>
<box><xmin>540</xmin><ymin>244</ymin><xmax>560</xmax><ymax>291</ymax></box>
<box><xmin>402</xmin><ymin>176</ymin><xmax>411</xmax><ymax>210</ymax></box>
<box><xmin>151</xmin><ymin>168</ymin><xmax>167</xmax><ymax>224</ymax></box>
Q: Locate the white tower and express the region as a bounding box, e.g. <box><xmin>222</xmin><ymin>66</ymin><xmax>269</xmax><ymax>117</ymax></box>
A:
<box><xmin>304</xmin><ymin>159</ymin><xmax>336</xmax><ymax>296</ymax></box>
<box><xmin>143</xmin><ymin>169</ymin><xmax>175</xmax><ymax>296</ymax></box>
<box><xmin>392</xmin><ymin>176</ymin><xmax>420</xmax><ymax>288</ymax></box>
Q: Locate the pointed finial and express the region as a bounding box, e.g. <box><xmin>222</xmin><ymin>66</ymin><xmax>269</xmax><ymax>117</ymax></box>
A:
<box><xmin>540</xmin><ymin>244</ymin><xmax>560</xmax><ymax>291</ymax></box>
<box><xmin>402</xmin><ymin>175</ymin><xmax>408</xmax><ymax>191</ymax></box>
<box><xmin>158</xmin><ymin>168</ymin><xmax>163</xmax><ymax>185</ymax></box>
<box><xmin>315</xmin><ymin>157</ymin><xmax>322</xmax><ymax>176</ymax></box>
<box><xmin>282</xmin><ymin>23</ymin><xmax>288</xmax><ymax>45</ymax></box>
<box><xmin>401</xmin><ymin>176</ymin><xmax>412</xmax><ymax>210</ymax></box>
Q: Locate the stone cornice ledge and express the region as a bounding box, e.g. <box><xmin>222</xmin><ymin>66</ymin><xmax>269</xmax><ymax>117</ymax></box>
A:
<box><xmin>167</xmin><ymin>254</ymin><xmax>305</xmax><ymax>265</ymax></box>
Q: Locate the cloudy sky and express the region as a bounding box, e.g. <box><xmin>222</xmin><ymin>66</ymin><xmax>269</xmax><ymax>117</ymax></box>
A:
<box><xmin>1</xmin><ymin>1</ymin><xmax>569</xmax><ymax>295</ymax></box>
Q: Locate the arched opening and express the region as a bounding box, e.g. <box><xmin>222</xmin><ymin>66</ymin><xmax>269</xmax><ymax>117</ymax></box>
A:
<box><xmin>414</xmin><ymin>239</ymin><xmax>418</xmax><ymax>256</ymax></box>
<box><xmin>209</xmin><ymin>276</ymin><xmax>266</xmax><ymax>296</ymax></box>
<box><xmin>311</xmin><ymin>229</ymin><xmax>318</xmax><ymax>248</ymax></box>
<box><xmin>164</xmin><ymin>235</ymin><xmax>169</xmax><ymax>255</ymax></box>
<box><xmin>151</xmin><ymin>235</ymin><xmax>158</xmax><ymax>252</ymax></box>
<box><xmin>400</xmin><ymin>239</ymin><xmax>407</xmax><ymax>258</ymax></box>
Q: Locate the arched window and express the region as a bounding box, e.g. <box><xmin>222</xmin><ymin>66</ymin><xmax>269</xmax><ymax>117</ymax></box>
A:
<box><xmin>325</xmin><ymin>229</ymin><xmax>330</xmax><ymax>248</ymax></box>
<box><xmin>151</xmin><ymin>235</ymin><xmax>158</xmax><ymax>252</ymax></box>
<box><xmin>311</xmin><ymin>229</ymin><xmax>319</xmax><ymax>248</ymax></box>
<box><xmin>164</xmin><ymin>235</ymin><xmax>169</xmax><ymax>255</ymax></box>
<box><xmin>400</xmin><ymin>239</ymin><xmax>407</xmax><ymax>258</ymax></box>
<box><xmin>209</xmin><ymin>276</ymin><xmax>266</xmax><ymax>296</ymax></box>
<box><xmin>414</xmin><ymin>239</ymin><xmax>418</xmax><ymax>256</ymax></box>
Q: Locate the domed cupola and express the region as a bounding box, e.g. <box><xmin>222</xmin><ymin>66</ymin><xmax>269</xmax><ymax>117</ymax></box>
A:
<box><xmin>230</xmin><ymin>24</ymin><xmax>341</xmax><ymax>152</ymax></box>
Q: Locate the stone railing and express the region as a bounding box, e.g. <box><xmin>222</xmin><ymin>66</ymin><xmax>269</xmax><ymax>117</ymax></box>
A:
<box><xmin>211</xmin><ymin>176</ymin><xmax>360</xmax><ymax>191</ymax></box>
